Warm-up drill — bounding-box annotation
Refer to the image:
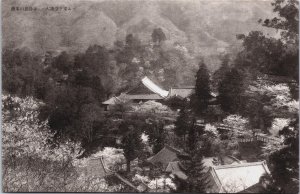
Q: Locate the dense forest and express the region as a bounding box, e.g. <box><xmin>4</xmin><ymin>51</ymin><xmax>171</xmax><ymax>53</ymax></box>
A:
<box><xmin>2</xmin><ymin>0</ymin><xmax>299</xmax><ymax>192</ymax></box>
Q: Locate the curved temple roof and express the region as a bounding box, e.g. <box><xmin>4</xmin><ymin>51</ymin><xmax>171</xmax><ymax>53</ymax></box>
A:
<box><xmin>141</xmin><ymin>76</ymin><xmax>169</xmax><ymax>98</ymax></box>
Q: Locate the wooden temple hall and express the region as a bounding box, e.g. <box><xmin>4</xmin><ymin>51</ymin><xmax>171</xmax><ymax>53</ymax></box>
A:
<box><xmin>102</xmin><ymin>76</ymin><xmax>209</xmax><ymax>110</ymax></box>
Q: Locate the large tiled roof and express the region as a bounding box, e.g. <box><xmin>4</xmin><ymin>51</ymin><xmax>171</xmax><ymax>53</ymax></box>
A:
<box><xmin>207</xmin><ymin>161</ymin><xmax>270</xmax><ymax>193</ymax></box>
<box><xmin>103</xmin><ymin>76</ymin><xmax>220</xmax><ymax>104</ymax></box>
<box><xmin>103</xmin><ymin>77</ymin><xmax>168</xmax><ymax>104</ymax></box>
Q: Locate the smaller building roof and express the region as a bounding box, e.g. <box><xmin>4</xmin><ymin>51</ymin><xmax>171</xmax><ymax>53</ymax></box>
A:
<box><xmin>166</xmin><ymin>161</ymin><xmax>187</xmax><ymax>180</ymax></box>
<box><xmin>167</xmin><ymin>88</ymin><xmax>194</xmax><ymax>99</ymax></box>
<box><xmin>207</xmin><ymin>161</ymin><xmax>270</xmax><ymax>193</ymax></box>
<box><xmin>102</xmin><ymin>96</ymin><xmax>124</xmax><ymax>105</ymax></box>
<box><xmin>147</xmin><ymin>145</ymin><xmax>183</xmax><ymax>169</ymax></box>
<box><xmin>166</xmin><ymin>87</ymin><xmax>218</xmax><ymax>100</ymax></box>
<box><xmin>123</xmin><ymin>94</ymin><xmax>164</xmax><ymax>100</ymax></box>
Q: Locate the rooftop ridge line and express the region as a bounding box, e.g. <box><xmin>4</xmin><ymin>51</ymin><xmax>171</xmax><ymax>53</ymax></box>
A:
<box><xmin>213</xmin><ymin>161</ymin><xmax>266</xmax><ymax>170</ymax></box>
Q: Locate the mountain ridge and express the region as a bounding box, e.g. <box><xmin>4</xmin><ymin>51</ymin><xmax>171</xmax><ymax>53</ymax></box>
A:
<box><xmin>2</xmin><ymin>0</ymin><xmax>277</xmax><ymax>59</ymax></box>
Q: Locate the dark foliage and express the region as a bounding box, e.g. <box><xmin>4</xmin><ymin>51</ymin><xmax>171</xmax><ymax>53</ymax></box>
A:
<box><xmin>191</xmin><ymin>61</ymin><xmax>211</xmax><ymax>116</ymax></box>
<box><xmin>213</xmin><ymin>54</ymin><xmax>230</xmax><ymax>89</ymax></box>
<box><xmin>163</xmin><ymin>97</ymin><xmax>187</xmax><ymax>111</ymax></box>
<box><xmin>146</xmin><ymin>119</ymin><xmax>167</xmax><ymax>154</ymax></box>
<box><xmin>174</xmin><ymin>103</ymin><xmax>191</xmax><ymax>141</ymax></box>
<box><xmin>175</xmin><ymin>150</ymin><xmax>209</xmax><ymax>193</ymax></box>
<box><xmin>187</xmin><ymin>118</ymin><xmax>197</xmax><ymax>152</ymax></box>
<box><xmin>120</xmin><ymin>121</ymin><xmax>143</xmax><ymax>172</ymax></box>
<box><xmin>2</xmin><ymin>48</ymin><xmax>45</xmax><ymax>98</ymax></box>
<box><xmin>52</xmin><ymin>51</ymin><xmax>73</xmax><ymax>74</ymax></box>
<box><xmin>152</xmin><ymin>28</ymin><xmax>167</xmax><ymax>44</ymax></box>
<box><xmin>269</xmin><ymin>117</ymin><xmax>299</xmax><ymax>193</ymax></box>
<box><xmin>218</xmin><ymin>67</ymin><xmax>244</xmax><ymax>114</ymax></box>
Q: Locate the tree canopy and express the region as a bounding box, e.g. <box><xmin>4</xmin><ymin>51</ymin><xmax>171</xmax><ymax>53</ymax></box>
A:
<box><xmin>191</xmin><ymin>61</ymin><xmax>211</xmax><ymax>116</ymax></box>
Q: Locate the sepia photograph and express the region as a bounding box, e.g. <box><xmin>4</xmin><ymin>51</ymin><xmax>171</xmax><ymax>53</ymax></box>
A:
<box><xmin>1</xmin><ymin>0</ymin><xmax>299</xmax><ymax>193</ymax></box>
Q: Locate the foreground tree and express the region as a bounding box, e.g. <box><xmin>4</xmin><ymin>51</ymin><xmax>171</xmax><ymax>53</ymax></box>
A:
<box><xmin>174</xmin><ymin>148</ymin><xmax>209</xmax><ymax>192</ymax></box>
<box><xmin>268</xmin><ymin>117</ymin><xmax>299</xmax><ymax>193</ymax></box>
<box><xmin>260</xmin><ymin>0</ymin><xmax>298</xmax><ymax>45</ymax></box>
<box><xmin>2</xmin><ymin>95</ymin><xmax>76</xmax><ymax>191</ymax></box>
<box><xmin>173</xmin><ymin>115</ymin><xmax>209</xmax><ymax>192</ymax></box>
<box><xmin>184</xmin><ymin>151</ymin><xmax>209</xmax><ymax>193</ymax></box>
<box><xmin>236</xmin><ymin>0</ymin><xmax>298</xmax><ymax>82</ymax></box>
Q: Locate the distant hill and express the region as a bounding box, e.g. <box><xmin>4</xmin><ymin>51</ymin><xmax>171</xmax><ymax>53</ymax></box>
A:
<box><xmin>2</xmin><ymin>0</ymin><xmax>277</xmax><ymax>65</ymax></box>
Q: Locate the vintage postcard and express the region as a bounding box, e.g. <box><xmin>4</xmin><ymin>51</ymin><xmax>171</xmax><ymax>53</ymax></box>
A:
<box><xmin>2</xmin><ymin>0</ymin><xmax>299</xmax><ymax>193</ymax></box>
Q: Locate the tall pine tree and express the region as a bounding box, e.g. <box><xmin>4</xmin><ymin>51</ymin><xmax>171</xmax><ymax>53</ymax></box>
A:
<box><xmin>213</xmin><ymin>54</ymin><xmax>230</xmax><ymax>89</ymax></box>
<box><xmin>173</xmin><ymin>116</ymin><xmax>209</xmax><ymax>193</ymax></box>
<box><xmin>218</xmin><ymin>67</ymin><xmax>244</xmax><ymax>114</ymax></box>
<box><xmin>185</xmin><ymin>151</ymin><xmax>209</xmax><ymax>193</ymax></box>
<box><xmin>175</xmin><ymin>135</ymin><xmax>209</xmax><ymax>193</ymax></box>
<box><xmin>192</xmin><ymin>61</ymin><xmax>211</xmax><ymax>116</ymax></box>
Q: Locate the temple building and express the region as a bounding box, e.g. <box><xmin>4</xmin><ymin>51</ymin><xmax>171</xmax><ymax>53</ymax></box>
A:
<box><xmin>206</xmin><ymin>161</ymin><xmax>271</xmax><ymax>193</ymax></box>
<box><xmin>102</xmin><ymin>76</ymin><xmax>217</xmax><ymax>110</ymax></box>
<box><xmin>102</xmin><ymin>76</ymin><xmax>168</xmax><ymax>110</ymax></box>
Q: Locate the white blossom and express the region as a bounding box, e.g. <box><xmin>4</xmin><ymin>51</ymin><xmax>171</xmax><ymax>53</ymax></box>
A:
<box><xmin>270</xmin><ymin>118</ymin><xmax>290</xmax><ymax>136</ymax></box>
<box><xmin>204</xmin><ymin>124</ymin><xmax>219</xmax><ymax>137</ymax></box>
<box><xmin>223</xmin><ymin>114</ymin><xmax>249</xmax><ymax>131</ymax></box>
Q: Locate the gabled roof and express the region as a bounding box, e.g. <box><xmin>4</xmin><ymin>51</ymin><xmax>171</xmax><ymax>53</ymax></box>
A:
<box><xmin>207</xmin><ymin>161</ymin><xmax>270</xmax><ymax>193</ymax></box>
<box><xmin>85</xmin><ymin>157</ymin><xmax>141</xmax><ymax>191</ymax></box>
<box><xmin>166</xmin><ymin>161</ymin><xmax>188</xmax><ymax>180</ymax></box>
<box><xmin>147</xmin><ymin>145</ymin><xmax>183</xmax><ymax>169</ymax></box>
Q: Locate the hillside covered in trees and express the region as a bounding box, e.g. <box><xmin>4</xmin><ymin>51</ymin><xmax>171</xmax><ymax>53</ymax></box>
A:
<box><xmin>2</xmin><ymin>0</ymin><xmax>299</xmax><ymax>193</ymax></box>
